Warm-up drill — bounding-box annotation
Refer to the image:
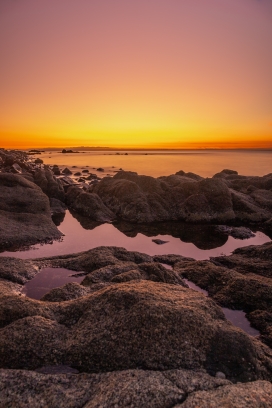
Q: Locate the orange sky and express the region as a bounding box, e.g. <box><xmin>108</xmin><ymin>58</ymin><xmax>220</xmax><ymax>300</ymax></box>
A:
<box><xmin>0</xmin><ymin>0</ymin><xmax>272</xmax><ymax>149</ymax></box>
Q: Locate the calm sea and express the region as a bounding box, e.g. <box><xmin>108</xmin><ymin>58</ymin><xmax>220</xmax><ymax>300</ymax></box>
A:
<box><xmin>37</xmin><ymin>149</ymin><xmax>272</xmax><ymax>177</ymax></box>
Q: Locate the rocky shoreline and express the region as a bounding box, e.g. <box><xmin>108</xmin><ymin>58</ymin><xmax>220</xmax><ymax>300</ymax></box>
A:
<box><xmin>0</xmin><ymin>148</ymin><xmax>272</xmax><ymax>407</ymax></box>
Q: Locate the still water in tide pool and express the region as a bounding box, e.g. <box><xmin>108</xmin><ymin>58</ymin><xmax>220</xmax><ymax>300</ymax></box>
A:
<box><xmin>37</xmin><ymin>149</ymin><xmax>272</xmax><ymax>178</ymax></box>
<box><xmin>1</xmin><ymin>210</ymin><xmax>270</xmax><ymax>260</ymax></box>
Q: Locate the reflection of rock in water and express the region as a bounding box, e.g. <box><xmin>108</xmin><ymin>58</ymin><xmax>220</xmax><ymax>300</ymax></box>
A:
<box><xmin>69</xmin><ymin>209</ymin><xmax>103</xmax><ymax>230</ymax></box>
<box><xmin>52</xmin><ymin>212</ymin><xmax>65</xmax><ymax>226</ymax></box>
<box><xmin>114</xmin><ymin>221</ymin><xmax>228</xmax><ymax>250</ymax></box>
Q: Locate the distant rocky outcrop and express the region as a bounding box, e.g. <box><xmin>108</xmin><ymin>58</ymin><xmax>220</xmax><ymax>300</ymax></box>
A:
<box><xmin>65</xmin><ymin>170</ymin><xmax>272</xmax><ymax>226</ymax></box>
<box><xmin>61</xmin><ymin>149</ymin><xmax>79</xmax><ymax>153</ymax></box>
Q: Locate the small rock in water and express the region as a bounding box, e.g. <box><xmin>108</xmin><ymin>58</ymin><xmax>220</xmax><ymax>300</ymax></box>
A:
<box><xmin>52</xmin><ymin>167</ymin><xmax>61</xmax><ymax>175</ymax></box>
<box><xmin>152</xmin><ymin>239</ymin><xmax>169</xmax><ymax>245</ymax></box>
<box><xmin>62</xmin><ymin>167</ymin><xmax>72</xmax><ymax>175</ymax></box>
<box><xmin>215</xmin><ymin>371</ymin><xmax>226</xmax><ymax>379</ymax></box>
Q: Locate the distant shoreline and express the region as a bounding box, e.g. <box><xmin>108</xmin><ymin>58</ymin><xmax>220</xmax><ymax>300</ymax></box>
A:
<box><xmin>2</xmin><ymin>147</ymin><xmax>272</xmax><ymax>152</ymax></box>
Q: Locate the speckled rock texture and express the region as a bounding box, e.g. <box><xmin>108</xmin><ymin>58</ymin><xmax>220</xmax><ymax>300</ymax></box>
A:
<box><xmin>33</xmin><ymin>166</ymin><xmax>65</xmax><ymax>201</ymax></box>
<box><xmin>0</xmin><ymin>173</ymin><xmax>62</xmax><ymax>250</ymax></box>
<box><xmin>0</xmin><ymin>368</ymin><xmax>229</xmax><ymax>408</ymax></box>
<box><xmin>1</xmin><ymin>369</ymin><xmax>272</xmax><ymax>408</ymax></box>
<box><xmin>1</xmin><ymin>247</ymin><xmax>272</xmax><ymax>384</ymax></box>
<box><xmin>174</xmin><ymin>241</ymin><xmax>272</xmax><ymax>351</ymax></box>
<box><xmin>179</xmin><ymin>380</ymin><xmax>272</xmax><ymax>408</ymax></box>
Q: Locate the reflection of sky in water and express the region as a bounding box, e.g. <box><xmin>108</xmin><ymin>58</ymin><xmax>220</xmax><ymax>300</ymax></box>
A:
<box><xmin>22</xmin><ymin>267</ymin><xmax>84</xmax><ymax>300</ymax></box>
<box><xmin>1</xmin><ymin>210</ymin><xmax>270</xmax><ymax>260</ymax></box>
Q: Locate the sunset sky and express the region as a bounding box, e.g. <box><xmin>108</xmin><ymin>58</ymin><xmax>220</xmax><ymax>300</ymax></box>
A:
<box><xmin>0</xmin><ymin>0</ymin><xmax>272</xmax><ymax>149</ymax></box>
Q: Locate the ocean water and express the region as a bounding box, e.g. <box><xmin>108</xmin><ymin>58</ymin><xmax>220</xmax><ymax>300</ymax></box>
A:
<box><xmin>36</xmin><ymin>149</ymin><xmax>272</xmax><ymax>178</ymax></box>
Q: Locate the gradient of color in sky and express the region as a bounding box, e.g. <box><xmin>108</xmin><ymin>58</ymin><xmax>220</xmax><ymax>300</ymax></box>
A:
<box><xmin>0</xmin><ymin>0</ymin><xmax>272</xmax><ymax>149</ymax></box>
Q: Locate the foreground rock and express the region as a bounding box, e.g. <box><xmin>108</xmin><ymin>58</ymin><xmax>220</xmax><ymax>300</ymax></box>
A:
<box><xmin>0</xmin><ymin>368</ymin><xmax>226</xmax><ymax>408</ymax></box>
<box><xmin>180</xmin><ymin>380</ymin><xmax>272</xmax><ymax>408</ymax></box>
<box><xmin>1</xmin><ymin>246</ymin><xmax>272</xmax><ymax>406</ymax></box>
<box><xmin>1</xmin><ymin>368</ymin><xmax>272</xmax><ymax>408</ymax></box>
<box><xmin>1</xmin><ymin>247</ymin><xmax>272</xmax><ymax>383</ymax></box>
<box><xmin>0</xmin><ymin>173</ymin><xmax>62</xmax><ymax>250</ymax></box>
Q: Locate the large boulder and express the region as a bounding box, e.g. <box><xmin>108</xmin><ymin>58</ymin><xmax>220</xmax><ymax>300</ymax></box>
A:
<box><xmin>0</xmin><ymin>173</ymin><xmax>62</xmax><ymax>250</ymax></box>
<box><xmin>89</xmin><ymin>171</ymin><xmax>236</xmax><ymax>223</ymax></box>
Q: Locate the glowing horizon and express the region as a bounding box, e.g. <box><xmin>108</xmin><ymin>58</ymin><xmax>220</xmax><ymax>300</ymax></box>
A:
<box><xmin>1</xmin><ymin>0</ymin><xmax>272</xmax><ymax>149</ymax></box>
